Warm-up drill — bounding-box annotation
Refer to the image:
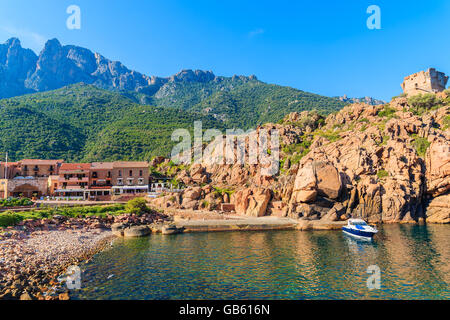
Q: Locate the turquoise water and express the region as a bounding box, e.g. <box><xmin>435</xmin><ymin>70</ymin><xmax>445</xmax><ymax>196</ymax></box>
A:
<box><xmin>72</xmin><ymin>224</ymin><xmax>449</xmax><ymax>300</ymax></box>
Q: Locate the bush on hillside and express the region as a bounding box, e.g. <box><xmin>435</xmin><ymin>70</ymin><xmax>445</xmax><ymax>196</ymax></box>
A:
<box><xmin>0</xmin><ymin>198</ymin><xmax>34</xmax><ymax>207</ymax></box>
<box><xmin>408</xmin><ymin>93</ymin><xmax>441</xmax><ymax>115</ymax></box>
<box><xmin>377</xmin><ymin>105</ymin><xmax>397</xmax><ymax>119</ymax></box>
<box><xmin>0</xmin><ymin>204</ymin><xmax>126</xmax><ymax>228</ymax></box>
<box><xmin>443</xmin><ymin>115</ymin><xmax>450</xmax><ymax>130</ymax></box>
<box><xmin>0</xmin><ymin>212</ymin><xmax>21</xmax><ymax>228</ymax></box>
<box><xmin>376</xmin><ymin>169</ymin><xmax>389</xmax><ymax>179</ymax></box>
<box><xmin>412</xmin><ymin>136</ymin><xmax>431</xmax><ymax>157</ymax></box>
<box><xmin>125</xmin><ymin>198</ymin><xmax>150</xmax><ymax>216</ymax></box>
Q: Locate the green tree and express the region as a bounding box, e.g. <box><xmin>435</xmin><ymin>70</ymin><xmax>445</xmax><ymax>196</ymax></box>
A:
<box><xmin>125</xmin><ymin>198</ymin><xmax>150</xmax><ymax>216</ymax></box>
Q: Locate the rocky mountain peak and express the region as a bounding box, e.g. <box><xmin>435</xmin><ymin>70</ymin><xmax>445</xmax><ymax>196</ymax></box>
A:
<box><xmin>0</xmin><ymin>37</ymin><xmax>262</xmax><ymax>99</ymax></box>
<box><xmin>43</xmin><ymin>38</ymin><xmax>62</xmax><ymax>50</ymax></box>
<box><xmin>0</xmin><ymin>38</ymin><xmax>38</xmax><ymax>98</ymax></box>
<box><xmin>5</xmin><ymin>37</ymin><xmax>22</xmax><ymax>48</ymax></box>
<box><xmin>170</xmin><ymin>69</ymin><xmax>216</xmax><ymax>83</ymax></box>
<box><xmin>337</xmin><ymin>95</ymin><xmax>385</xmax><ymax>106</ymax></box>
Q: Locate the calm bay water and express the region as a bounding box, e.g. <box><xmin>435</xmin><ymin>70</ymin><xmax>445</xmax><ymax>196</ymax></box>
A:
<box><xmin>72</xmin><ymin>224</ymin><xmax>449</xmax><ymax>300</ymax></box>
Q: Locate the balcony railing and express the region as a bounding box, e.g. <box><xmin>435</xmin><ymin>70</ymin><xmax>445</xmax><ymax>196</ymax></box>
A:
<box><xmin>58</xmin><ymin>186</ymin><xmax>86</xmax><ymax>190</ymax></box>
<box><xmin>59</xmin><ymin>177</ymin><xmax>89</xmax><ymax>183</ymax></box>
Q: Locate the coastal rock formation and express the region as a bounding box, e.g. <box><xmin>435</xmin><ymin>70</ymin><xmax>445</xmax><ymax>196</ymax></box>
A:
<box><xmin>232</xmin><ymin>188</ymin><xmax>271</xmax><ymax>217</ymax></box>
<box><xmin>425</xmin><ymin>194</ymin><xmax>450</xmax><ymax>224</ymax></box>
<box><xmin>314</xmin><ymin>161</ymin><xmax>342</xmax><ymax>199</ymax></box>
<box><xmin>151</xmin><ymin>92</ymin><xmax>450</xmax><ymax>224</ymax></box>
<box><xmin>424</xmin><ymin>131</ymin><xmax>450</xmax><ymax>223</ymax></box>
<box><xmin>291</xmin><ymin>161</ymin><xmax>342</xmax><ymax>204</ymax></box>
<box><xmin>426</xmin><ymin>134</ymin><xmax>450</xmax><ymax>197</ymax></box>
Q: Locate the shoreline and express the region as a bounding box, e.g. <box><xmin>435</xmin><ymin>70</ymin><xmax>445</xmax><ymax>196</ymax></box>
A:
<box><xmin>0</xmin><ymin>221</ymin><xmax>115</xmax><ymax>300</ymax></box>
<box><xmin>0</xmin><ymin>208</ymin><xmax>448</xmax><ymax>300</ymax></box>
<box><xmin>0</xmin><ymin>207</ymin><xmax>168</xmax><ymax>300</ymax></box>
<box><xmin>173</xmin><ymin>216</ymin><xmax>348</xmax><ymax>232</ymax></box>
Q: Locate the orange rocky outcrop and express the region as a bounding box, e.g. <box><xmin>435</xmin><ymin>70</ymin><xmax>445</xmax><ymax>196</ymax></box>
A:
<box><xmin>150</xmin><ymin>96</ymin><xmax>450</xmax><ymax>224</ymax></box>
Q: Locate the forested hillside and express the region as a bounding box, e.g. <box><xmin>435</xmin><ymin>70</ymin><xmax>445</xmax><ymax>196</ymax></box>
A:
<box><xmin>0</xmin><ymin>84</ymin><xmax>222</xmax><ymax>161</ymax></box>
<box><xmin>0</xmin><ymin>81</ymin><xmax>345</xmax><ymax>162</ymax></box>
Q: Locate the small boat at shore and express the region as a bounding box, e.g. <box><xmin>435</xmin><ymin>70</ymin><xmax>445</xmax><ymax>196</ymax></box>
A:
<box><xmin>342</xmin><ymin>219</ymin><xmax>378</xmax><ymax>240</ymax></box>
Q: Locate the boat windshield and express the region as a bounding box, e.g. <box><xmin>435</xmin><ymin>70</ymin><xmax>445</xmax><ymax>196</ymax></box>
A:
<box><xmin>350</xmin><ymin>221</ymin><xmax>367</xmax><ymax>226</ymax></box>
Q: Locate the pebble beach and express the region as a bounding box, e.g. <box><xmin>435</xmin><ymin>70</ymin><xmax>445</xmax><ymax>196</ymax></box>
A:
<box><xmin>0</xmin><ymin>211</ymin><xmax>168</xmax><ymax>300</ymax></box>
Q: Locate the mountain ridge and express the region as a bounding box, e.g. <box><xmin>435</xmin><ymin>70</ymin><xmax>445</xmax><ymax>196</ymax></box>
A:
<box><xmin>0</xmin><ymin>37</ymin><xmax>259</xmax><ymax>100</ymax></box>
<box><xmin>336</xmin><ymin>95</ymin><xmax>386</xmax><ymax>106</ymax></box>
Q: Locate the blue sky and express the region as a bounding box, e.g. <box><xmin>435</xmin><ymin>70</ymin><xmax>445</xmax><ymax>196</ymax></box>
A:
<box><xmin>0</xmin><ymin>0</ymin><xmax>449</xmax><ymax>100</ymax></box>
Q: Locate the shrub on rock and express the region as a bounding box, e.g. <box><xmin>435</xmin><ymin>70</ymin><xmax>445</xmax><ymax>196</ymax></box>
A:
<box><xmin>125</xmin><ymin>198</ymin><xmax>150</xmax><ymax>216</ymax></box>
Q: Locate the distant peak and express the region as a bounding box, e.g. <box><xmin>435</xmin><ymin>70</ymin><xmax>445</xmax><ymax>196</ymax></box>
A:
<box><xmin>177</xmin><ymin>69</ymin><xmax>215</xmax><ymax>76</ymax></box>
<box><xmin>44</xmin><ymin>38</ymin><xmax>62</xmax><ymax>49</ymax></box>
<box><xmin>231</xmin><ymin>74</ymin><xmax>258</xmax><ymax>81</ymax></box>
<box><xmin>336</xmin><ymin>95</ymin><xmax>386</xmax><ymax>106</ymax></box>
<box><xmin>170</xmin><ymin>69</ymin><xmax>216</xmax><ymax>83</ymax></box>
<box><xmin>5</xmin><ymin>37</ymin><xmax>21</xmax><ymax>47</ymax></box>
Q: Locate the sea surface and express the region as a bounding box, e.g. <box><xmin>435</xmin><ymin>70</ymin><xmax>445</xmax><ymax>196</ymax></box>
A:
<box><xmin>72</xmin><ymin>224</ymin><xmax>449</xmax><ymax>300</ymax></box>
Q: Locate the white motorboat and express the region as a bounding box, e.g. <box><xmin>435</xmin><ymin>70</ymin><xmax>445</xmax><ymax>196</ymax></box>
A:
<box><xmin>342</xmin><ymin>219</ymin><xmax>378</xmax><ymax>240</ymax></box>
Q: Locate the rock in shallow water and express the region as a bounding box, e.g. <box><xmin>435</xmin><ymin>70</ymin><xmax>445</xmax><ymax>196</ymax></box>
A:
<box><xmin>161</xmin><ymin>225</ymin><xmax>184</xmax><ymax>235</ymax></box>
<box><xmin>123</xmin><ymin>226</ymin><xmax>151</xmax><ymax>237</ymax></box>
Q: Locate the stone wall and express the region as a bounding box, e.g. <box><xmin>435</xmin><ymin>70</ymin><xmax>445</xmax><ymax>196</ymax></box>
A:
<box><xmin>401</xmin><ymin>68</ymin><xmax>448</xmax><ymax>96</ymax></box>
<box><xmin>1</xmin><ymin>178</ymin><xmax>49</xmax><ymax>198</ymax></box>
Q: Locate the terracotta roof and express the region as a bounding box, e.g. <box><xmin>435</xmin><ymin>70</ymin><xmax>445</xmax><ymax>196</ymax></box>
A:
<box><xmin>113</xmin><ymin>161</ymin><xmax>149</xmax><ymax>168</ymax></box>
<box><xmin>60</xmin><ymin>163</ymin><xmax>91</xmax><ymax>171</ymax></box>
<box><xmin>19</xmin><ymin>159</ymin><xmax>63</xmax><ymax>165</ymax></box>
<box><xmin>0</xmin><ymin>162</ymin><xmax>19</xmax><ymax>166</ymax></box>
<box><xmin>91</xmin><ymin>162</ymin><xmax>114</xmax><ymax>170</ymax></box>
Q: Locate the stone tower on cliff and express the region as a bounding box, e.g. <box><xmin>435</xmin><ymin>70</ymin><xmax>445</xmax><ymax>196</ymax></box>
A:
<box><xmin>401</xmin><ymin>68</ymin><xmax>448</xmax><ymax>96</ymax></box>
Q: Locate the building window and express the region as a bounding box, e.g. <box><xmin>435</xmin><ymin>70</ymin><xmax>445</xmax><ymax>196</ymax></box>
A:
<box><xmin>118</xmin><ymin>170</ymin><xmax>122</xmax><ymax>177</ymax></box>
<box><xmin>139</xmin><ymin>170</ymin><xmax>143</xmax><ymax>177</ymax></box>
<box><xmin>117</xmin><ymin>178</ymin><xmax>123</xmax><ymax>185</ymax></box>
<box><xmin>138</xmin><ymin>178</ymin><xmax>144</xmax><ymax>185</ymax></box>
<box><xmin>92</xmin><ymin>172</ymin><xmax>98</xmax><ymax>178</ymax></box>
<box><xmin>129</xmin><ymin>170</ymin><xmax>133</xmax><ymax>177</ymax></box>
<box><xmin>107</xmin><ymin>171</ymin><xmax>111</xmax><ymax>178</ymax></box>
